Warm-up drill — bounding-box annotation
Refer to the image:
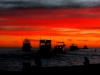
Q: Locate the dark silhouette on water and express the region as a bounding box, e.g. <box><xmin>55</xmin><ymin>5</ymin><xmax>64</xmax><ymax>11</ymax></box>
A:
<box><xmin>37</xmin><ymin>40</ymin><xmax>53</xmax><ymax>58</ymax></box>
<box><xmin>83</xmin><ymin>57</ymin><xmax>89</xmax><ymax>66</ymax></box>
<box><xmin>53</xmin><ymin>42</ymin><xmax>66</xmax><ymax>54</ymax></box>
<box><xmin>22</xmin><ymin>38</ymin><xmax>32</xmax><ymax>51</ymax></box>
<box><xmin>70</xmin><ymin>44</ymin><xmax>79</xmax><ymax>51</ymax></box>
<box><xmin>83</xmin><ymin>45</ymin><xmax>88</xmax><ymax>49</ymax></box>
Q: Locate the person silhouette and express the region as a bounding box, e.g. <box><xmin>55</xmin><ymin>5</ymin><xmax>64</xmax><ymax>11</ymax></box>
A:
<box><xmin>83</xmin><ymin>57</ymin><xmax>89</xmax><ymax>66</ymax></box>
<box><xmin>35</xmin><ymin>51</ymin><xmax>42</xmax><ymax>67</ymax></box>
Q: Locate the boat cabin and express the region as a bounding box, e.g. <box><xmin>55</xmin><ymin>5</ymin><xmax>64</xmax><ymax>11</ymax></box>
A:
<box><xmin>53</xmin><ymin>42</ymin><xmax>66</xmax><ymax>54</ymax></box>
<box><xmin>22</xmin><ymin>38</ymin><xmax>31</xmax><ymax>51</ymax></box>
<box><xmin>38</xmin><ymin>40</ymin><xmax>52</xmax><ymax>58</ymax></box>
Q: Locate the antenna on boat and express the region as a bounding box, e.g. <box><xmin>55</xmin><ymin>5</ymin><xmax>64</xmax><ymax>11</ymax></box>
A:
<box><xmin>40</xmin><ymin>32</ymin><xmax>41</xmax><ymax>40</ymax></box>
<box><xmin>53</xmin><ymin>36</ymin><xmax>56</xmax><ymax>47</ymax></box>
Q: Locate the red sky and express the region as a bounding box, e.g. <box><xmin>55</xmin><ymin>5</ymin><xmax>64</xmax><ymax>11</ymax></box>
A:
<box><xmin>0</xmin><ymin>7</ymin><xmax>100</xmax><ymax>48</ymax></box>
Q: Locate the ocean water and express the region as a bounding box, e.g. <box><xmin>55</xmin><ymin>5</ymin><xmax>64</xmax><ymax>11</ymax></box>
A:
<box><xmin>0</xmin><ymin>48</ymin><xmax>100</xmax><ymax>71</ymax></box>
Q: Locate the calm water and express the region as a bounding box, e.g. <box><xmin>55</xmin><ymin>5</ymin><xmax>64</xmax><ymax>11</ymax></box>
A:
<box><xmin>0</xmin><ymin>48</ymin><xmax>100</xmax><ymax>71</ymax></box>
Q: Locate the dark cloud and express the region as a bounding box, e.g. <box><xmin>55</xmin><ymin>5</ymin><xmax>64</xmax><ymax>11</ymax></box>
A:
<box><xmin>0</xmin><ymin>0</ymin><xmax>100</xmax><ymax>9</ymax></box>
<box><xmin>0</xmin><ymin>26</ymin><xmax>44</xmax><ymax>30</ymax></box>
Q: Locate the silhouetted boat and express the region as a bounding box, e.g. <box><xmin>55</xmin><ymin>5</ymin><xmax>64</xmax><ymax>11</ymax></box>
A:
<box><xmin>70</xmin><ymin>44</ymin><xmax>79</xmax><ymax>51</ymax></box>
<box><xmin>22</xmin><ymin>38</ymin><xmax>32</xmax><ymax>51</ymax></box>
<box><xmin>53</xmin><ymin>42</ymin><xmax>66</xmax><ymax>54</ymax></box>
<box><xmin>37</xmin><ymin>40</ymin><xmax>53</xmax><ymax>58</ymax></box>
<box><xmin>83</xmin><ymin>45</ymin><xmax>88</xmax><ymax>49</ymax></box>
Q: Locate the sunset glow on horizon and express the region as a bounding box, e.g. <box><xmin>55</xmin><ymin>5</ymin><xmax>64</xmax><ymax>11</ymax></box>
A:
<box><xmin>1</xmin><ymin>7</ymin><xmax>100</xmax><ymax>48</ymax></box>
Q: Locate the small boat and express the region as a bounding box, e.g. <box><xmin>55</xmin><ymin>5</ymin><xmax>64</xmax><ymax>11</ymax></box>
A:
<box><xmin>53</xmin><ymin>42</ymin><xmax>66</xmax><ymax>54</ymax></box>
<box><xmin>70</xmin><ymin>44</ymin><xmax>79</xmax><ymax>51</ymax></box>
<box><xmin>83</xmin><ymin>45</ymin><xmax>88</xmax><ymax>49</ymax></box>
<box><xmin>22</xmin><ymin>38</ymin><xmax>32</xmax><ymax>51</ymax></box>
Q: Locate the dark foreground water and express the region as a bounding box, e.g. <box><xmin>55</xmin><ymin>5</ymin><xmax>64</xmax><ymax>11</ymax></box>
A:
<box><xmin>0</xmin><ymin>48</ymin><xmax>100</xmax><ymax>71</ymax></box>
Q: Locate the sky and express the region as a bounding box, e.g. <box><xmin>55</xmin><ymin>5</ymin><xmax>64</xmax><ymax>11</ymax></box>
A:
<box><xmin>0</xmin><ymin>0</ymin><xmax>100</xmax><ymax>48</ymax></box>
<box><xmin>0</xmin><ymin>0</ymin><xmax>100</xmax><ymax>8</ymax></box>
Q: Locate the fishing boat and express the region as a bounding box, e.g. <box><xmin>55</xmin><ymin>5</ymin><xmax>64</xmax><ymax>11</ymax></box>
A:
<box><xmin>70</xmin><ymin>44</ymin><xmax>79</xmax><ymax>51</ymax></box>
<box><xmin>37</xmin><ymin>40</ymin><xmax>53</xmax><ymax>58</ymax></box>
<box><xmin>22</xmin><ymin>38</ymin><xmax>32</xmax><ymax>51</ymax></box>
<box><xmin>83</xmin><ymin>45</ymin><xmax>88</xmax><ymax>49</ymax></box>
<box><xmin>53</xmin><ymin>42</ymin><xmax>66</xmax><ymax>54</ymax></box>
